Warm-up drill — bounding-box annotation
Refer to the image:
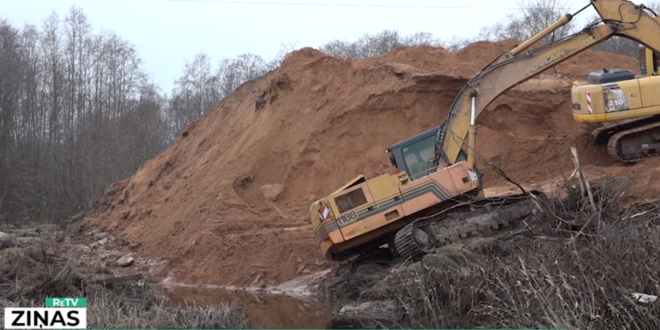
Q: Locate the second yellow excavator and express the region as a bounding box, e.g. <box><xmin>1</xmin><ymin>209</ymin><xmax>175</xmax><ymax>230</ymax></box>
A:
<box><xmin>309</xmin><ymin>0</ymin><xmax>660</xmax><ymax>271</ymax></box>
<box><xmin>572</xmin><ymin>44</ymin><xmax>660</xmax><ymax>162</ymax></box>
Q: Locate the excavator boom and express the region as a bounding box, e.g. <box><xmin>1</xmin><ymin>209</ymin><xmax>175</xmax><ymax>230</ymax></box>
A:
<box><xmin>435</xmin><ymin>0</ymin><xmax>660</xmax><ymax>168</ymax></box>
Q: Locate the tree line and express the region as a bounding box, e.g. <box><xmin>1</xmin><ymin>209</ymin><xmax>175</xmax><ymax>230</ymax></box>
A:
<box><xmin>0</xmin><ymin>0</ymin><xmax>657</xmax><ymax>223</ymax></box>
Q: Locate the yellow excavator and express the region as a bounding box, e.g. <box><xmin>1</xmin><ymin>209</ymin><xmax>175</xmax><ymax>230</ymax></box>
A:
<box><xmin>573</xmin><ymin>44</ymin><xmax>660</xmax><ymax>161</ymax></box>
<box><xmin>310</xmin><ymin>0</ymin><xmax>660</xmax><ymax>269</ymax></box>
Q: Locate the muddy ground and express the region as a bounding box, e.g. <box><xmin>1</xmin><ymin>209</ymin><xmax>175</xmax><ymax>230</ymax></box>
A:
<box><xmin>316</xmin><ymin>176</ymin><xmax>660</xmax><ymax>329</ymax></box>
<box><xmin>0</xmin><ymin>220</ymin><xmax>342</xmax><ymax>328</ymax></box>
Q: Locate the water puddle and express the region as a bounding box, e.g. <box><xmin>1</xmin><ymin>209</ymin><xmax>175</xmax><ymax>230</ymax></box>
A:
<box><xmin>156</xmin><ymin>270</ymin><xmax>333</xmax><ymax>328</ymax></box>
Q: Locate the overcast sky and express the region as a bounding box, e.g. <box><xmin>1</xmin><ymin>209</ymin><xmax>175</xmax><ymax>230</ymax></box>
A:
<box><xmin>2</xmin><ymin>0</ymin><xmax>594</xmax><ymax>93</ymax></box>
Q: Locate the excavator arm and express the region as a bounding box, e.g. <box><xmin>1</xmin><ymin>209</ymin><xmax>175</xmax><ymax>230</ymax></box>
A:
<box><xmin>435</xmin><ymin>0</ymin><xmax>660</xmax><ymax>169</ymax></box>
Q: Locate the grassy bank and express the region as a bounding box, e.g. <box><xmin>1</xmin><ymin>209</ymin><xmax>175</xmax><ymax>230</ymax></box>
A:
<box><xmin>326</xmin><ymin>176</ymin><xmax>660</xmax><ymax>329</ymax></box>
<box><xmin>0</xmin><ymin>238</ymin><xmax>251</xmax><ymax>329</ymax></box>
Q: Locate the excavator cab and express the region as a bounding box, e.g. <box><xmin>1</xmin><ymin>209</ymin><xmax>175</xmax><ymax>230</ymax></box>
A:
<box><xmin>387</xmin><ymin>127</ymin><xmax>438</xmax><ymax>181</ymax></box>
<box><xmin>387</xmin><ymin>126</ymin><xmax>469</xmax><ymax>181</ymax></box>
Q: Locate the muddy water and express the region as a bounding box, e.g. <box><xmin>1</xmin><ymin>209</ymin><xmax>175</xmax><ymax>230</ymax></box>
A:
<box><xmin>156</xmin><ymin>272</ymin><xmax>333</xmax><ymax>328</ymax></box>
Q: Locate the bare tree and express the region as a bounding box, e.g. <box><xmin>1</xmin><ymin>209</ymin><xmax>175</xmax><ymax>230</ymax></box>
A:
<box><xmin>0</xmin><ymin>6</ymin><xmax>174</xmax><ymax>222</ymax></box>
<box><xmin>266</xmin><ymin>40</ymin><xmax>299</xmax><ymax>70</ymax></box>
<box><xmin>319</xmin><ymin>29</ymin><xmax>444</xmax><ymax>59</ymax></box>
<box><xmin>476</xmin><ymin>0</ymin><xmax>576</xmax><ymax>43</ymax></box>
<box><xmin>440</xmin><ymin>35</ymin><xmax>475</xmax><ymax>52</ymax></box>
<box><xmin>0</xmin><ymin>20</ymin><xmax>23</xmax><ymax>214</ymax></box>
<box><xmin>402</xmin><ymin>32</ymin><xmax>442</xmax><ymax>47</ymax></box>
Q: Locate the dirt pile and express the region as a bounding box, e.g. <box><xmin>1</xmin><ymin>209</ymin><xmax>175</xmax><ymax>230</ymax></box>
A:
<box><xmin>81</xmin><ymin>38</ymin><xmax>658</xmax><ymax>287</ymax></box>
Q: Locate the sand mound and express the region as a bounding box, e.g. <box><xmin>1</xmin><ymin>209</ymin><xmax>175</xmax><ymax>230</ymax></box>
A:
<box><xmin>82</xmin><ymin>39</ymin><xmax>656</xmax><ymax>287</ymax></box>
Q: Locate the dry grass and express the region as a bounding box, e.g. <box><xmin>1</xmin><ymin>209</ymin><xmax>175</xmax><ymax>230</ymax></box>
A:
<box><xmin>0</xmin><ymin>241</ymin><xmax>251</xmax><ymax>329</ymax></box>
<box><xmin>332</xmin><ymin>175</ymin><xmax>660</xmax><ymax>329</ymax></box>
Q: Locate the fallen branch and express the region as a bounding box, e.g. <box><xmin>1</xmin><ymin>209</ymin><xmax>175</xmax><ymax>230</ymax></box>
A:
<box><xmin>87</xmin><ymin>273</ymin><xmax>143</xmax><ymax>285</ymax></box>
<box><xmin>570</xmin><ymin>147</ymin><xmax>596</xmax><ymax>212</ymax></box>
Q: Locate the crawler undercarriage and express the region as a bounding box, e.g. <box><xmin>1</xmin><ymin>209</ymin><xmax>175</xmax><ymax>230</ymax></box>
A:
<box><xmin>592</xmin><ymin>116</ymin><xmax>660</xmax><ymax>162</ymax></box>
<box><xmin>335</xmin><ymin>190</ymin><xmax>544</xmax><ymax>276</ymax></box>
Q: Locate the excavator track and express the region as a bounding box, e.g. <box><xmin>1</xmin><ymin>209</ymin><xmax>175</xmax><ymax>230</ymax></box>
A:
<box><xmin>393</xmin><ymin>190</ymin><xmax>543</xmax><ymax>260</ymax></box>
<box><xmin>591</xmin><ymin>117</ymin><xmax>660</xmax><ymax>145</ymax></box>
<box><xmin>591</xmin><ymin>116</ymin><xmax>660</xmax><ymax>163</ymax></box>
<box><xmin>333</xmin><ymin>190</ymin><xmax>544</xmax><ymax>278</ymax></box>
<box><xmin>607</xmin><ymin>121</ymin><xmax>660</xmax><ymax>163</ymax></box>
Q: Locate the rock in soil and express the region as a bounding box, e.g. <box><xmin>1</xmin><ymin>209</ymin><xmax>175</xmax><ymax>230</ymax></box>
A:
<box><xmin>0</xmin><ymin>231</ymin><xmax>17</xmax><ymax>249</ymax></box>
<box><xmin>116</xmin><ymin>254</ymin><xmax>134</xmax><ymax>267</ymax></box>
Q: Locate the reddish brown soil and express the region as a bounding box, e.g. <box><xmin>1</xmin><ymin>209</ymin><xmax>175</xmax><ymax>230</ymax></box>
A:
<box><xmin>82</xmin><ymin>39</ymin><xmax>659</xmax><ymax>287</ymax></box>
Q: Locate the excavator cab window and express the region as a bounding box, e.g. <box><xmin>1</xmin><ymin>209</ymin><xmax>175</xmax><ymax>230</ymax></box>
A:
<box><xmin>654</xmin><ymin>51</ymin><xmax>660</xmax><ymax>74</ymax></box>
<box><xmin>401</xmin><ymin>135</ymin><xmax>436</xmax><ymax>180</ymax></box>
<box><xmin>388</xmin><ymin>125</ymin><xmax>443</xmax><ymax>181</ymax></box>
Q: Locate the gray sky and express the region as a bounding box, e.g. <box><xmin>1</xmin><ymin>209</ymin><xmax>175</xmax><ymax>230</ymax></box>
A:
<box><xmin>2</xmin><ymin>0</ymin><xmax>593</xmax><ymax>93</ymax></box>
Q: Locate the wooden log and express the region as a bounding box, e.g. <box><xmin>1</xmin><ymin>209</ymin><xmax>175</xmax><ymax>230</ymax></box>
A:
<box><xmin>570</xmin><ymin>147</ymin><xmax>596</xmax><ymax>212</ymax></box>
